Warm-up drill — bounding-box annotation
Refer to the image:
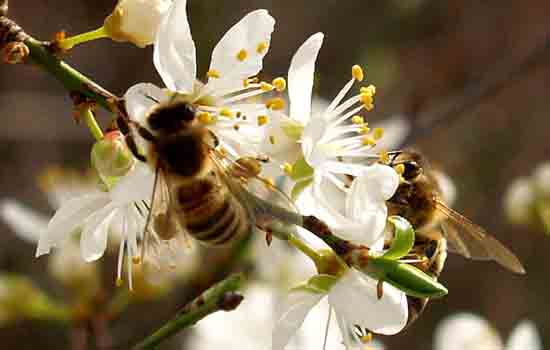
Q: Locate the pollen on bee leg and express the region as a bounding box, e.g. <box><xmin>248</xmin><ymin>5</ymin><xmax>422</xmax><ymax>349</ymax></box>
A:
<box><xmin>272</xmin><ymin>77</ymin><xmax>287</xmax><ymax>92</ymax></box>
<box><xmin>257</xmin><ymin>115</ymin><xmax>269</xmax><ymax>126</ymax></box>
<box><xmin>395</xmin><ymin>163</ymin><xmax>405</xmax><ymax>175</ymax></box>
<box><xmin>236</xmin><ymin>49</ymin><xmax>248</xmax><ymax>62</ymax></box>
<box><xmin>352</xmin><ymin>64</ymin><xmax>364</xmax><ymax>82</ymax></box>
<box><xmin>207</xmin><ymin>69</ymin><xmax>221</xmax><ymax>79</ymax></box>
<box><xmin>265</xmin><ymin>97</ymin><xmax>285</xmax><ymax>110</ymax></box>
<box><xmin>257</xmin><ymin>41</ymin><xmax>269</xmax><ymax>54</ymax></box>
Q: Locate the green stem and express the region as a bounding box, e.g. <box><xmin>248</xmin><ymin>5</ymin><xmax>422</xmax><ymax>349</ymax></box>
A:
<box><xmin>82</xmin><ymin>107</ymin><xmax>103</xmax><ymax>141</ymax></box>
<box><xmin>288</xmin><ymin>234</ymin><xmax>321</xmax><ymax>263</ymax></box>
<box><xmin>24</xmin><ymin>37</ymin><xmax>118</xmax><ymax>112</ymax></box>
<box><xmin>133</xmin><ymin>274</ymin><xmax>245</xmax><ymax>350</ymax></box>
<box><xmin>59</xmin><ymin>27</ymin><xmax>109</xmax><ymax>50</ymax></box>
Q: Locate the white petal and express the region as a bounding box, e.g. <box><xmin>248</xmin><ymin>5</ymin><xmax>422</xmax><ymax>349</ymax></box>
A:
<box><xmin>350</xmin><ymin>163</ymin><xmax>400</xmax><ymax>201</ymax></box>
<box><xmin>153</xmin><ymin>0</ymin><xmax>196</xmax><ymax>93</ymax></box>
<box><xmin>328</xmin><ymin>269</ymin><xmax>408</xmax><ymax>335</ymax></box>
<box><xmin>433</xmin><ymin>313</ymin><xmax>503</xmax><ymax>350</ymax></box>
<box><xmin>110</xmin><ymin>162</ymin><xmax>155</xmax><ymax>205</ymax></box>
<box><xmin>506</xmin><ymin>320</ymin><xmax>542</xmax><ymax>350</ymax></box>
<box><xmin>80</xmin><ymin>205</ymin><xmax>117</xmax><ymax>262</ymax></box>
<box><xmin>272</xmin><ymin>288</ymin><xmax>325</xmax><ymax>350</ymax></box>
<box><xmin>205</xmin><ymin>10</ymin><xmax>275</xmax><ymax>94</ymax></box>
<box><xmin>124</xmin><ymin>83</ymin><xmax>167</xmax><ymax>125</ymax></box>
<box><xmin>0</xmin><ymin>199</ymin><xmax>48</xmax><ymax>243</ymax></box>
<box><xmin>288</xmin><ymin>33</ymin><xmax>324</xmax><ymax>125</ymax></box>
<box><xmin>36</xmin><ymin>194</ymin><xmax>110</xmax><ymax>257</ymax></box>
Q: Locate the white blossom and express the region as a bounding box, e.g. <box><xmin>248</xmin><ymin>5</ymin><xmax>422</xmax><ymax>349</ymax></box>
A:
<box><xmin>533</xmin><ymin>161</ymin><xmax>550</xmax><ymax>196</ymax></box>
<box><xmin>273</xmin><ymin>269</ymin><xmax>407</xmax><ymax>350</ymax></box>
<box><xmin>125</xmin><ymin>0</ymin><xmax>279</xmax><ymax>157</ymax></box>
<box><xmin>434</xmin><ymin>313</ymin><xmax>542</xmax><ymax>350</ymax></box>
<box><xmin>504</xmin><ymin>177</ymin><xmax>535</xmax><ymax>225</ymax></box>
<box><xmin>104</xmin><ymin>0</ymin><xmax>172</xmax><ymax>48</ymax></box>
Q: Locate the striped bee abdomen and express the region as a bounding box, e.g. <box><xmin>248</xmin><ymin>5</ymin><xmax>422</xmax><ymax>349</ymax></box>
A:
<box><xmin>175</xmin><ymin>172</ymin><xmax>251</xmax><ymax>246</ymax></box>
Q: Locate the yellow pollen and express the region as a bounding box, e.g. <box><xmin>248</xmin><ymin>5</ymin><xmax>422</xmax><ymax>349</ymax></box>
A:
<box><xmin>272</xmin><ymin>77</ymin><xmax>287</xmax><ymax>92</ymax></box>
<box><xmin>373</xmin><ymin>127</ymin><xmax>384</xmax><ymax>140</ymax></box>
<box><xmin>257</xmin><ymin>115</ymin><xmax>269</xmax><ymax>126</ymax></box>
<box><xmin>243</xmin><ymin>79</ymin><xmax>250</xmax><ymax>88</ymax></box>
<box><xmin>132</xmin><ymin>256</ymin><xmax>141</xmax><ymax>264</ymax></box>
<box><xmin>360</xmin><ymin>125</ymin><xmax>371</xmax><ymax>134</ymax></box>
<box><xmin>379</xmin><ymin>149</ymin><xmax>390</xmax><ymax>164</ymax></box>
<box><xmin>265</xmin><ymin>177</ymin><xmax>275</xmax><ymax>186</ymax></box>
<box><xmin>257</xmin><ymin>41</ymin><xmax>269</xmax><ymax>54</ymax></box>
<box><xmin>360</xmin><ymin>332</ymin><xmax>373</xmax><ymax>344</ymax></box>
<box><xmin>360</xmin><ymin>92</ymin><xmax>374</xmax><ymax>106</ymax></box>
<box><xmin>362</xmin><ymin>136</ymin><xmax>376</xmax><ymax>146</ymax></box>
<box><xmin>233</xmin><ymin>124</ymin><xmax>240</xmax><ymax>131</ymax></box>
<box><xmin>360</xmin><ymin>84</ymin><xmax>376</xmax><ymax>96</ymax></box>
<box><xmin>282</xmin><ymin>162</ymin><xmax>294</xmax><ymax>175</ymax></box>
<box><xmin>198</xmin><ymin>112</ymin><xmax>213</xmax><ymax>124</ymax></box>
<box><xmin>260</xmin><ymin>82</ymin><xmax>275</xmax><ymax>92</ymax></box>
<box><xmin>352</xmin><ymin>65</ymin><xmax>364</xmax><ymax>82</ymax></box>
<box><xmin>351</xmin><ymin>115</ymin><xmax>364</xmax><ymax>125</ymax></box>
<box><xmin>236</xmin><ymin>111</ymin><xmax>242</xmax><ymax>119</ymax></box>
<box><xmin>220</xmin><ymin>108</ymin><xmax>235</xmax><ymax>118</ymax></box>
<box><xmin>266</xmin><ymin>97</ymin><xmax>285</xmax><ymax>110</ymax></box>
<box><xmin>395</xmin><ymin>163</ymin><xmax>405</xmax><ymax>175</ymax></box>
<box><xmin>237</xmin><ymin>49</ymin><xmax>248</xmax><ymax>62</ymax></box>
<box><xmin>207</xmin><ymin>69</ymin><xmax>221</xmax><ymax>79</ymax></box>
<box><xmin>269</xmin><ymin>135</ymin><xmax>276</xmax><ymax>144</ymax></box>
<box><xmin>116</xmin><ymin>278</ymin><xmax>123</xmax><ymax>287</ymax></box>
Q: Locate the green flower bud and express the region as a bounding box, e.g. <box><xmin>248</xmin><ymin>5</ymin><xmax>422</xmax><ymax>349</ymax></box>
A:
<box><xmin>91</xmin><ymin>131</ymin><xmax>135</xmax><ymax>178</ymax></box>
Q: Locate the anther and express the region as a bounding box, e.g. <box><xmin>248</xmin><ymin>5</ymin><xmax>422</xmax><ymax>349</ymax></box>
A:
<box><xmin>266</xmin><ymin>97</ymin><xmax>285</xmax><ymax>110</ymax></box>
<box><xmin>373</xmin><ymin>127</ymin><xmax>384</xmax><ymax>140</ymax></box>
<box><xmin>269</xmin><ymin>135</ymin><xmax>276</xmax><ymax>144</ymax></box>
<box><xmin>2</xmin><ymin>41</ymin><xmax>29</xmax><ymax>64</ymax></box>
<box><xmin>116</xmin><ymin>278</ymin><xmax>124</xmax><ymax>287</ymax></box>
<box><xmin>207</xmin><ymin>69</ymin><xmax>221</xmax><ymax>79</ymax></box>
<box><xmin>260</xmin><ymin>82</ymin><xmax>274</xmax><ymax>92</ymax></box>
<box><xmin>257</xmin><ymin>115</ymin><xmax>269</xmax><ymax>126</ymax></box>
<box><xmin>362</xmin><ymin>136</ymin><xmax>376</xmax><ymax>146</ymax></box>
<box><xmin>237</xmin><ymin>49</ymin><xmax>248</xmax><ymax>62</ymax></box>
<box><xmin>352</xmin><ymin>65</ymin><xmax>364</xmax><ymax>82</ymax></box>
<box><xmin>220</xmin><ymin>108</ymin><xmax>235</xmax><ymax>118</ymax></box>
<box><xmin>282</xmin><ymin>162</ymin><xmax>294</xmax><ymax>175</ymax></box>
<box><xmin>198</xmin><ymin>112</ymin><xmax>213</xmax><ymax>124</ymax></box>
<box><xmin>132</xmin><ymin>256</ymin><xmax>141</xmax><ymax>264</ymax></box>
<box><xmin>379</xmin><ymin>150</ymin><xmax>390</xmax><ymax>164</ymax></box>
<box><xmin>256</xmin><ymin>41</ymin><xmax>269</xmax><ymax>54</ymax></box>
<box><xmin>272</xmin><ymin>77</ymin><xmax>287</xmax><ymax>92</ymax></box>
<box><xmin>351</xmin><ymin>115</ymin><xmax>364</xmax><ymax>125</ymax></box>
<box><xmin>360</xmin><ymin>85</ymin><xmax>376</xmax><ymax>96</ymax></box>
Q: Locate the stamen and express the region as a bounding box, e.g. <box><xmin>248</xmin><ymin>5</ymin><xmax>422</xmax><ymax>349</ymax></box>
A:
<box><xmin>379</xmin><ymin>149</ymin><xmax>390</xmax><ymax>164</ymax></box>
<box><xmin>272</xmin><ymin>77</ymin><xmax>287</xmax><ymax>92</ymax></box>
<box><xmin>352</xmin><ymin>65</ymin><xmax>364</xmax><ymax>82</ymax></box>
<box><xmin>362</xmin><ymin>136</ymin><xmax>376</xmax><ymax>146</ymax></box>
<box><xmin>361</xmin><ymin>84</ymin><xmax>376</xmax><ymax>96</ymax></box>
<box><xmin>257</xmin><ymin>41</ymin><xmax>269</xmax><ymax>54</ymax></box>
<box><xmin>351</xmin><ymin>115</ymin><xmax>364</xmax><ymax>125</ymax></box>
<box><xmin>237</xmin><ymin>49</ymin><xmax>248</xmax><ymax>62</ymax></box>
<box><xmin>282</xmin><ymin>162</ymin><xmax>293</xmax><ymax>175</ymax></box>
<box><xmin>220</xmin><ymin>108</ymin><xmax>235</xmax><ymax>118</ymax></box>
<box><xmin>116</xmin><ymin>239</ymin><xmax>125</xmax><ymax>287</ymax></box>
<box><xmin>373</xmin><ymin>127</ymin><xmax>384</xmax><ymax>140</ymax></box>
<box><xmin>269</xmin><ymin>135</ymin><xmax>276</xmax><ymax>144</ymax></box>
<box><xmin>207</xmin><ymin>69</ymin><xmax>221</xmax><ymax>79</ymax></box>
<box><xmin>265</xmin><ymin>97</ymin><xmax>285</xmax><ymax>110</ymax></box>
<box><xmin>257</xmin><ymin>115</ymin><xmax>269</xmax><ymax>126</ymax></box>
<box><xmin>325</xmin><ymin>78</ymin><xmax>355</xmax><ymax>115</ymax></box>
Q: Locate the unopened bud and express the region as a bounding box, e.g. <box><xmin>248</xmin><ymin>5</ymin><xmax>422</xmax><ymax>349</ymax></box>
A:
<box><xmin>91</xmin><ymin>131</ymin><xmax>135</xmax><ymax>178</ymax></box>
<box><xmin>218</xmin><ymin>292</ymin><xmax>244</xmax><ymax>311</ymax></box>
<box><xmin>504</xmin><ymin>177</ymin><xmax>535</xmax><ymax>225</ymax></box>
<box><xmin>104</xmin><ymin>0</ymin><xmax>171</xmax><ymax>48</ymax></box>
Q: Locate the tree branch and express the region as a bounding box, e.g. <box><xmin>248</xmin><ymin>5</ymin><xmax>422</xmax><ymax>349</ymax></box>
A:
<box><xmin>133</xmin><ymin>273</ymin><xmax>245</xmax><ymax>350</ymax></box>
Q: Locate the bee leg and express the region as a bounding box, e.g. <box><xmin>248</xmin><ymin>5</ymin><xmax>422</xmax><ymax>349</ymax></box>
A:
<box><xmin>377</xmin><ymin>280</ymin><xmax>384</xmax><ymax>300</ymax></box>
<box><xmin>125</xmin><ymin>134</ymin><xmax>147</xmax><ymax>162</ymax></box>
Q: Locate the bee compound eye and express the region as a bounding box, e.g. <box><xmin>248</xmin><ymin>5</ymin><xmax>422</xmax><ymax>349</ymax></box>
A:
<box><xmin>403</xmin><ymin>161</ymin><xmax>422</xmax><ymax>180</ymax></box>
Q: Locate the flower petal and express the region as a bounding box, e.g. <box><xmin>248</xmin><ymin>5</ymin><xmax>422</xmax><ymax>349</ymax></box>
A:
<box><xmin>110</xmin><ymin>162</ymin><xmax>155</xmax><ymax>205</ymax></box>
<box><xmin>0</xmin><ymin>199</ymin><xmax>49</xmax><ymax>243</ymax></box>
<box><xmin>125</xmin><ymin>83</ymin><xmax>167</xmax><ymax>125</ymax></box>
<box><xmin>348</xmin><ymin>163</ymin><xmax>399</xmax><ymax>201</ymax></box>
<box><xmin>36</xmin><ymin>193</ymin><xmax>110</xmax><ymax>257</ymax></box>
<box><xmin>272</xmin><ymin>288</ymin><xmax>325</xmax><ymax>350</ymax></box>
<box><xmin>153</xmin><ymin>0</ymin><xmax>196</xmax><ymax>93</ymax></box>
<box><xmin>205</xmin><ymin>9</ymin><xmax>275</xmax><ymax>94</ymax></box>
<box><xmin>80</xmin><ymin>205</ymin><xmax>117</xmax><ymax>262</ymax></box>
<box><xmin>433</xmin><ymin>313</ymin><xmax>503</xmax><ymax>350</ymax></box>
<box><xmin>506</xmin><ymin>320</ymin><xmax>542</xmax><ymax>350</ymax></box>
<box><xmin>328</xmin><ymin>269</ymin><xmax>408</xmax><ymax>335</ymax></box>
<box><xmin>288</xmin><ymin>33</ymin><xmax>324</xmax><ymax>125</ymax></box>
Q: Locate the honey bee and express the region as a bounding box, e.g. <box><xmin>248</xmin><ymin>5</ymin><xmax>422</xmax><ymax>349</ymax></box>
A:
<box><xmin>119</xmin><ymin>95</ymin><xmax>297</xmax><ymax>263</ymax></box>
<box><xmin>385</xmin><ymin>150</ymin><xmax>525</xmax><ymax>326</ymax></box>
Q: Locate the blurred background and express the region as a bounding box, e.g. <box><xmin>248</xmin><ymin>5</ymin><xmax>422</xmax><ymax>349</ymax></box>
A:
<box><xmin>1</xmin><ymin>0</ymin><xmax>550</xmax><ymax>349</ymax></box>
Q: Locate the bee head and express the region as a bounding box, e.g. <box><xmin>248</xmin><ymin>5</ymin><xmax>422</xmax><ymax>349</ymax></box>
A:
<box><xmin>147</xmin><ymin>101</ymin><xmax>196</xmax><ymax>135</ymax></box>
<box><xmin>400</xmin><ymin>160</ymin><xmax>423</xmax><ymax>181</ymax></box>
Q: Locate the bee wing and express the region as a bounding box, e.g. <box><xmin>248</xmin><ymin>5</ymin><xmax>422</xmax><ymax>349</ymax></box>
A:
<box><xmin>141</xmin><ymin>166</ymin><xmax>193</xmax><ymax>269</ymax></box>
<box><xmin>209</xmin><ymin>152</ymin><xmax>300</xmax><ymax>233</ymax></box>
<box><xmin>435</xmin><ymin>200</ymin><xmax>525</xmax><ymax>274</ymax></box>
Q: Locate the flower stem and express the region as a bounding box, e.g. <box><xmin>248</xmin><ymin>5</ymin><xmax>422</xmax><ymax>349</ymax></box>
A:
<box><xmin>133</xmin><ymin>274</ymin><xmax>245</xmax><ymax>350</ymax></box>
<box><xmin>82</xmin><ymin>107</ymin><xmax>103</xmax><ymax>141</ymax></box>
<box><xmin>58</xmin><ymin>27</ymin><xmax>109</xmax><ymax>50</ymax></box>
<box><xmin>288</xmin><ymin>233</ymin><xmax>321</xmax><ymax>263</ymax></box>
